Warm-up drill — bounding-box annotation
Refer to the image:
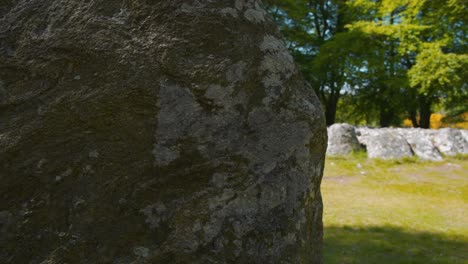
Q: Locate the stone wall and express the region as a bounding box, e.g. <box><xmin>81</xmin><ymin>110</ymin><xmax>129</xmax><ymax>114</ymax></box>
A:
<box><xmin>327</xmin><ymin>123</ymin><xmax>468</xmax><ymax>160</ymax></box>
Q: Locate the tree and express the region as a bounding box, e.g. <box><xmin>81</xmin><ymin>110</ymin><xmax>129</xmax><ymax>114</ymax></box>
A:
<box><xmin>265</xmin><ymin>0</ymin><xmax>356</xmax><ymax>125</ymax></box>
<box><xmin>267</xmin><ymin>0</ymin><xmax>467</xmax><ymax>128</ymax></box>
<box><xmin>346</xmin><ymin>0</ymin><xmax>467</xmax><ymax>128</ymax></box>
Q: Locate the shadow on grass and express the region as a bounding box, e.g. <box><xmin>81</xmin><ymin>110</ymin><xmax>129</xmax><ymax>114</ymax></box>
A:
<box><xmin>324</xmin><ymin>226</ymin><xmax>468</xmax><ymax>264</ymax></box>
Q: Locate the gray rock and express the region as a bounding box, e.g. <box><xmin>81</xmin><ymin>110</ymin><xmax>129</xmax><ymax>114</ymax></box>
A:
<box><xmin>431</xmin><ymin>128</ymin><xmax>468</xmax><ymax>156</ymax></box>
<box><xmin>397</xmin><ymin>128</ymin><xmax>443</xmax><ymax>161</ymax></box>
<box><xmin>357</xmin><ymin>128</ymin><xmax>413</xmax><ymax>159</ymax></box>
<box><xmin>355</xmin><ymin>127</ymin><xmax>373</xmax><ymax>148</ymax></box>
<box><xmin>0</xmin><ymin>1</ymin><xmax>326</xmax><ymax>263</ymax></box>
<box><xmin>461</xmin><ymin>129</ymin><xmax>468</xmax><ymax>143</ymax></box>
<box><xmin>327</xmin><ymin>123</ymin><xmax>361</xmax><ymax>156</ymax></box>
<box><xmin>0</xmin><ymin>211</ymin><xmax>12</xmax><ymax>236</ymax></box>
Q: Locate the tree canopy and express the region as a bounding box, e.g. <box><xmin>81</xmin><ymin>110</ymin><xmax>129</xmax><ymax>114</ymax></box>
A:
<box><xmin>265</xmin><ymin>0</ymin><xmax>467</xmax><ymax>128</ymax></box>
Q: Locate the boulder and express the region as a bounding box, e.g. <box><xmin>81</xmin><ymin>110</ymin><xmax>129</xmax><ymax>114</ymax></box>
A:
<box><xmin>431</xmin><ymin>128</ymin><xmax>468</xmax><ymax>156</ymax></box>
<box><xmin>397</xmin><ymin>129</ymin><xmax>443</xmax><ymax>161</ymax></box>
<box><xmin>327</xmin><ymin>123</ymin><xmax>361</xmax><ymax>156</ymax></box>
<box><xmin>460</xmin><ymin>129</ymin><xmax>468</xmax><ymax>143</ymax></box>
<box><xmin>356</xmin><ymin>128</ymin><xmax>413</xmax><ymax>159</ymax></box>
<box><xmin>0</xmin><ymin>1</ymin><xmax>326</xmax><ymax>263</ymax></box>
<box><xmin>355</xmin><ymin>127</ymin><xmax>371</xmax><ymax>146</ymax></box>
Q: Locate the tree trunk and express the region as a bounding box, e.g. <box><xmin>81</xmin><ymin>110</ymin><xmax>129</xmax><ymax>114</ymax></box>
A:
<box><xmin>325</xmin><ymin>93</ymin><xmax>339</xmax><ymax>126</ymax></box>
<box><xmin>379</xmin><ymin>105</ymin><xmax>395</xmax><ymax>127</ymax></box>
<box><xmin>0</xmin><ymin>1</ymin><xmax>326</xmax><ymax>263</ymax></box>
<box><xmin>419</xmin><ymin>97</ymin><xmax>433</xmax><ymax>129</ymax></box>
<box><xmin>409</xmin><ymin>110</ymin><xmax>420</xmax><ymax>127</ymax></box>
<box><xmin>325</xmin><ymin>107</ymin><xmax>337</xmax><ymax>126</ymax></box>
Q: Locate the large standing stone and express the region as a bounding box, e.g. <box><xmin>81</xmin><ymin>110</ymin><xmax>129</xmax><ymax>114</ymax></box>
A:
<box><xmin>0</xmin><ymin>0</ymin><xmax>326</xmax><ymax>263</ymax></box>
<box><xmin>327</xmin><ymin>123</ymin><xmax>361</xmax><ymax>156</ymax></box>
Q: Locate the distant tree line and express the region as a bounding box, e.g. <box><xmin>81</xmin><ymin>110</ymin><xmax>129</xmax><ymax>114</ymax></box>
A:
<box><xmin>264</xmin><ymin>0</ymin><xmax>467</xmax><ymax>128</ymax></box>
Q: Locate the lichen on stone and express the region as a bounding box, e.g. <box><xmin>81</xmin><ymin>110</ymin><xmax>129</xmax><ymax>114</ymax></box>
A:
<box><xmin>220</xmin><ymin>7</ymin><xmax>238</xmax><ymax>17</ymax></box>
<box><xmin>258</xmin><ymin>35</ymin><xmax>297</xmax><ymax>106</ymax></box>
<box><xmin>133</xmin><ymin>246</ymin><xmax>150</xmax><ymax>258</ymax></box>
<box><xmin>244</xmin><ymin>8</ymin><xmax>265</xmax><ymax>23</ymax></box>
<box><xmin>152</xmin><ymin>145</ymin><xmax>180</xmax><ymax>166</ymax></box>
<box><xmin>140</xmin><ymin>203</ymin><xmax>167</xmax><ymax>230</ymax></box>
<box><xmin>226</xmin><ymin>61</ymin><xmax>247</xmax><ymax>83</ymax></box>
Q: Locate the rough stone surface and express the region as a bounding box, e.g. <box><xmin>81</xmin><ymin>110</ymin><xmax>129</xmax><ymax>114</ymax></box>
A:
<box><xmin>0</xmin><ymin>0</ymin><xmax>327</xmax><ymax>263</ymax></box>
<box><xmin>359</xmin><ymin>128</ymin><xmax>413</xmax><ymax>159</ymax></box>
<box><xmin>397</xmin><ymin>128</ymin><xmax>443</xmax><ymax>161</ymax></box>
<box><xmin>326</xmin><ymin>123</ymin><xmax>361</xmax><ymax>156</ymax></box>
<box><xmin>460</xmin><ymin>129</ymin><xmax>468</xmax><ymax>143</ymax></box>
<box><xmin>431</xmin><ymin>128</ymin><xmax>468</xmax><ymax>156</ymax></box>
<box><xmin>350</xmin><ymin>126</ymin><xmax>468</xmax><ymax>160</ymax></box>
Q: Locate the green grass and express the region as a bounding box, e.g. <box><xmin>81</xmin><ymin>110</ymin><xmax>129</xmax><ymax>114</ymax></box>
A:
<box><xmin>322</xmin><ymin>153</ymin><xmax>468</xmax><ymax>264</ymax></box>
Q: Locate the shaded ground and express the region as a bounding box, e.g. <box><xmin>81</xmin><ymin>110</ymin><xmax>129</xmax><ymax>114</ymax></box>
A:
<box><xmin>322</xmin><ymin>154</ymin><xmax>468</xmax><ymax>264</ymax></box>
<box><xmin>324</xmin><ymin>226</ymin><xmax>467</xmax><ymax>264</ymax></box>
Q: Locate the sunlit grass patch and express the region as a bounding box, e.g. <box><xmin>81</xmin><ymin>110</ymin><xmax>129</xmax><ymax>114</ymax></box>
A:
<box><xmin>322</xmin><ymin>155</ymin><xmax>468</xmax><ymax>263</ymax></box>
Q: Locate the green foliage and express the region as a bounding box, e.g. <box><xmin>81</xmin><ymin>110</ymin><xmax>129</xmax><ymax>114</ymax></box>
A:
<box><xmin>265</xmin><ymin>0</ymin><xmax>355</xmax><ymax>125</ymax></box>
<box><xmin>409</xmin><ymin>44</ymin><xmax>468</xmax><ymax>95</ymax></box>
<box><xmin>265</xmin><ymin>0</ymin><xmax>467</xmax><ymax>127</ymax></box>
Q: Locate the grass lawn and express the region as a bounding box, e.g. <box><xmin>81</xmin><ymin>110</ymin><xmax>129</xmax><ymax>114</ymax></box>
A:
<box><xmin>322</xmin><ymin>154</ymin><xmax>468</xmax><ymax>264</ymax></box>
